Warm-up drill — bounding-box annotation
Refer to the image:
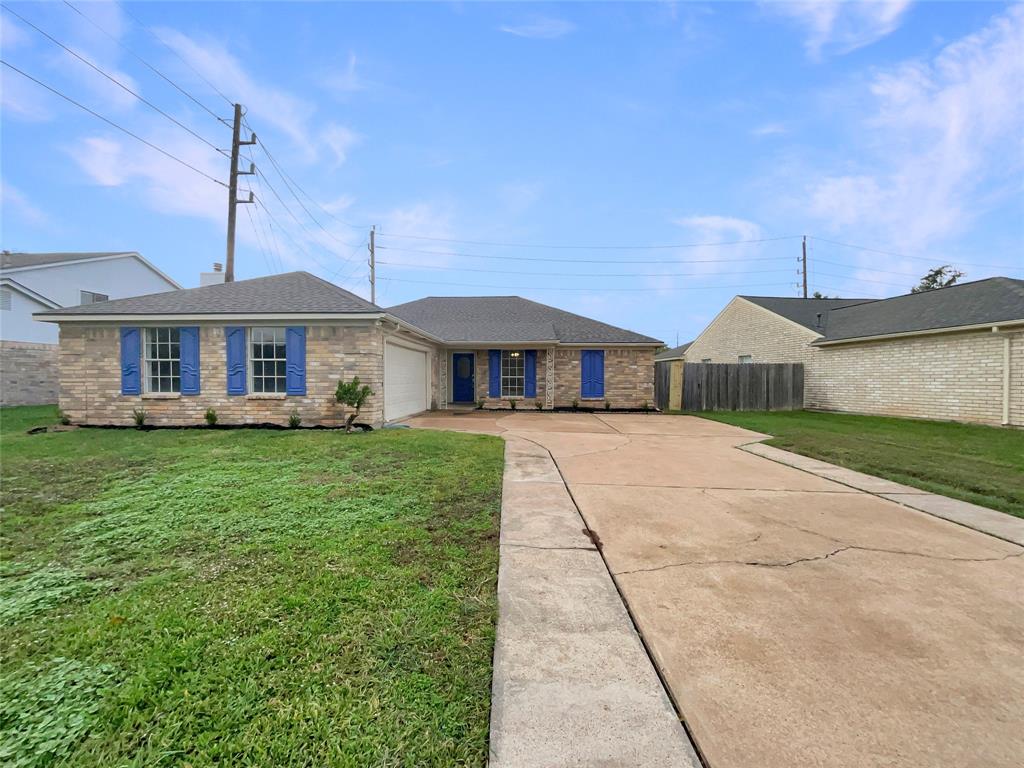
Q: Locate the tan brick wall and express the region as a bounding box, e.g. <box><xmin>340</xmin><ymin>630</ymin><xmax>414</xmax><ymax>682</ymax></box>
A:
<box><xmin>58</xmin><ymin>322</ymin><xmax>387</xmax><ymax>427</ymax></box>
<box><xmin>0</xmin><ymin>341</ymin><xmax>59</xmax><ymax>406</ymax></box>
<box><xmin>552</xmin><ymin>347</ymin><xmax>655</xmax><ymax>408</ymax></box>
<box><xmin>683</xmin><ymin>297</ymin><xmax>1023</xmax><ymax>426</ymax></box>
<box><xmin>472</xmin><ymin>349</ymin><xmax>549</xmax><ymax>408</ymax></box>
<box><xmin>810</xmin><ymin>330</ymin><xmax>1023</xmax><ymax>427</ymax></box>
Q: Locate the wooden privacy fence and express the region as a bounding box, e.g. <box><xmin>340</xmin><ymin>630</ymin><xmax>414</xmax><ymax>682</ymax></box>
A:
<box><xmin>681</xmin><ymin>362</ymin><xmax>803</xmax><ymax>411</ymax></box>
<box><xmin>654</xmin><ymin>360</ymin><xmax>672</xmax><ymax>411</ymax></box>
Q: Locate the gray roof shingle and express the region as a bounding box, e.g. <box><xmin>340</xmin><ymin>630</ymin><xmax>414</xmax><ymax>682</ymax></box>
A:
<box><xmin>1</xmin><ymin>251</ymin><xmax>140</xmax><ymax>270</ymax></box>
<box><xmin>655</xmin><ymin>342</ymin><xmax>691</xmax><ymax>361</ymax></box>
<box><xmin>816</xmin><ymin>277</ymin><xmax>1024</xmax><ymax>342</ymax></box>
<box><xmin>740</xmin><ymin>296</ymin><xmax>874</xmax><ymax>332</ymax></box>
<box><xmin>36</xmin><ymin>271</ymin><xmax>381</xmax><ymax>316</ymax></box>
<box><xmin>387</xmin><ymin>296</ymin><xmax>661</xmax><ymax>344</ymax></box>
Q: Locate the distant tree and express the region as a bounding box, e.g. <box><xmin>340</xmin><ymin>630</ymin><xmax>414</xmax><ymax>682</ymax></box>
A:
<box><xmin>912</xmin><ymin>265</ymin><xmax>963</xmax><ymax>293</ymax></box>
<box><xmin>811</xmin><ymin>291</ymin><xmax>833</xmax><ymax>299</ymax></box>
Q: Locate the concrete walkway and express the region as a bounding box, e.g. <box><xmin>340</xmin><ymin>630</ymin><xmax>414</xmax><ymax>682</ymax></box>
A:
<box><xmin>488</xmin><ymin>434</ymin><xmax>700</xmax><ymax>767</ymax></box>
<box><xmin>407</xmin><ymin>411</ymin><xmax>1024</xmax><ymax>768</ymax></box>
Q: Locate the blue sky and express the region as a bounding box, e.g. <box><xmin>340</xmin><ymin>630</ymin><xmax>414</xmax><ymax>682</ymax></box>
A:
<box><xmin>2</xmin><ymin>1</ymin><xmax>1022</xmax><ymax>344</ymax></box>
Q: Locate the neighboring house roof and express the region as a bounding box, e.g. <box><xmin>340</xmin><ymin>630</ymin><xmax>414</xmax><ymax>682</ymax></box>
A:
<box><xmin>740</xmin><ymin>296</ymin><xmax>874</xmax><ymax>332</ymax></box>
<box><xmin>1</xmin><ymin>251</ymin><xmax>182</xmax><ymax>289</ymax></box>
<box><xmin>387</xmin><ymin>295</ymin><xmax>662</xmax><ymax>345</ymax></box>
<box><xmin>36</xmin><ymin>271</ymin><xmax>382</xmax><ymax>317</ymax></box>
<box><xmin>0</xmin><ymin>277</ymin><xmax>60</xmax><ymax>309</ymax></box>
<box><xmin>816</xmin><ymin>277</ymin><xmax>1024</xmax><ymax>343</ymax></box>
<box><xmin>655</xmin><ymin>342</ymin><xmax>692</xmax><ymax>361</ymax></box>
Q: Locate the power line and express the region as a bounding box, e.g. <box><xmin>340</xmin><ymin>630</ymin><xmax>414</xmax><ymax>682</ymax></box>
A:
<box><xmin>243</xmin><ymin>201</ymin><xmax>276</xmax><ymax>274</ymax></box>
<box><xmin>814</xmin><ymin>258</ymin><xmax>922</xmax><ymax>278</ymax></box>
<box><xmin>376</xmin><ymin>276</ymin><xmax>798</xmax><ymax>293</ymax></box>
<box><xmin>814</xmin><ymin>271</ymin><xmax>910</xmax><ymax>289</ymax></box>
<box><xmin>119</xmin><ymin>2</ymin><xmax>235</xmax><ymax>109</ymax></box>
<box><xmin>2</xmin><ymin>4</ymin><xmax>226</xmax><ymax>156</ymax></box>
<box><xmin>252</xmin><ymin>133</ymin><xmax>366</xmax><ymax>232</ymax></box>
<box><xmin>376</xmin><ymin>232</ymin><xmax>802</xmax><ymax>250</ymax></box>
<box><xmin>1</xmin><ymin>59</ymin><xmax>227</xmax><ymax>188</ymax></box>
<box><xmin>808</xmin><ymin>236</ymin><xmax>1016</xmax><ymax>270</ymax></box>
<box><xmin>376</xmin><ymin>245</ymin><xmax>793</xmax><ymax>265</ymax></box>
<box><xmin>376</xmin><ymin>259</ymin><xmax>798</xmax><ymax>279</ymax></box>
<box><xmin>252</xmin><ymin>193</ymin><xmax>356</xmax><ymax>278</ymax></box>
<box><xmin>61</xmin><ymin>1</ymin><xmax>227</xmax><ymax>124</ymax></box>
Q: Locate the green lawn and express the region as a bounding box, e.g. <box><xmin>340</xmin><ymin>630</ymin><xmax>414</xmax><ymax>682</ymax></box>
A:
<box><xmin>687</xmin><ymin>410</ymin><xmax>1024</xmax><ymax>518</ymax></box>
<box><xmin>0</xmin><ymin>405</ymin><xmax>504</xmax><ymax>767</ymax></box>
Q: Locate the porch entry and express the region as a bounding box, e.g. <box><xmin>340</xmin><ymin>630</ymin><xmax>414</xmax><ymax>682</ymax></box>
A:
<box><xmin>452</xmin><ymin>352</ymin><xmax>475</xmax><ymax>402</ymax></box>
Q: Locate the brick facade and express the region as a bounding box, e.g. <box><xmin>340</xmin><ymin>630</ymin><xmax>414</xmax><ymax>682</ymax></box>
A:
<box><xmin>441</xmin><ymin>347</ymin><xmax>656</xmax><ymax>410</ymax></box>
<box><xmin>0</xmin><ymin>341</ymin><xmax>58</xmax><ymax>406</ymax></box>
<box><xmin>684</xmin><ymin>297</ymin><xmax>1024</xmax><ymax>426</ymax></box>
<box><xmin>58</xmin><ymin>322</ymin><xmax>388</xmax><ymax>427</ymax></box>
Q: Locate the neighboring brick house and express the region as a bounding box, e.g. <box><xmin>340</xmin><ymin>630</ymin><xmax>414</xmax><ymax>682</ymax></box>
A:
<box><xmin>682</xmin><ymin>278</ymin><xmax>1024</xmax><ymax>426</ymax></box>
<box><xmin>36</xmin><ymin>272</ymin><xmax>661</xmax><ymax>427</ymax></box>
<box><xmin>1</xmin><ymin>251</ymin><xmax>180</xmax><ymax>405</ymax></box>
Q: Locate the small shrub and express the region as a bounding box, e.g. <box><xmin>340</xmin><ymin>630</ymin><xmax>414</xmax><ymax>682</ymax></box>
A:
<box><xmin>336</xmin><ymin>376</ymin><xmax>373</xmax><ymax>432</ymax></box>
<box><xmin>571</xmin><ymin>398</ymin><xmax>579</xmax><ymax>411</ymax></box>
<box><xmin>535</xmin><ymin>400</ymin><xmax>543</xmax><ymax>410</ymax></box>
<box><xmin>508</xmin><ymin>399</ymin><xmax>518</xmax><ymax>411</ymax></box>
<box><xmin>476</xmin><ymin>398</ymin><xmax>485</xmax><ymax>410</ymax></box>
<box><xmin>58</xmin><ymin>409</ymin><xmax>71</xmax><ymax>426</ymax></box>
<box><xmin>204</xmin><ymin>408</ymin><xmax>218</xmax><ymax>426</ymax></box>
<box><xmin>604</xmin><ymin>400</ymin><xmax>612</xmax><ymax>411</ymax></box>
<box><xmin>288</xmin><ymin>409</ymin><xmax>301</xmax><ymax>429</ymax></box>
<box><xmin>131</xmin><ymin>408</ymin><xmax>147</xmax><ymax>428</ymax></box>
<box><xmin>641</xmin><ymin>400</ymin><xmax>650</xmax><ymax>413</ymax></box>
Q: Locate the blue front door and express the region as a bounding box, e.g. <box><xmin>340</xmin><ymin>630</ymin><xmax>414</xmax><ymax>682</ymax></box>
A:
<box><xmin>452</xmin><ymin>353</ymin><xmax>475</xmax><ymax>402</ymax></box>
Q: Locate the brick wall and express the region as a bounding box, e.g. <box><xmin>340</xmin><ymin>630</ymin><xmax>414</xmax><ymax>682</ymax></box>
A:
<box><xmin>0</xmin><ymin>341</ymin><xmax>58</xmax><ymax>406</ymax></box>
<box><xmin>58</xmin><ymin>322</ymin><xmax>387</xmax><ymax>426</ymax></box>
<box><xmin>810</xmin><ymin>329</ymin><xmax>1023</xmax><ymax>426</ymax></box>
<box><xmin>683</xmin><ymin>297</ymin><xmax>1023</xmax><ymax>426</ymax></box>
<box><xmin>552</xmin><ymin>347</ymin><xmax>655</xmax><ymax>408</ymax></box>
<box><xmin>473</xmin><ymin>349</ymin><xmax>550</xmax><ymax>408</ymax></box>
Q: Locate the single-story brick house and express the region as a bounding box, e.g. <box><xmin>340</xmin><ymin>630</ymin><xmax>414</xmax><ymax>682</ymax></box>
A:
<box><xmin>681</xmin><ymin>277</ymin><xmax>1024</xmax><ymax>426</ymax></box>
<box><xmin>36</xmin><ymin>271</ymin><xmax>661</xmax><ymax>426</ymax></box>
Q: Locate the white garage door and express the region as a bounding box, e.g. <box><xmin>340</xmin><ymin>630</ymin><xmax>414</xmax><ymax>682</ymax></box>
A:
<box><xmin>384</xmin><ymin>341</ymin><xmax>428</xmax><ymax>421</ymax></box>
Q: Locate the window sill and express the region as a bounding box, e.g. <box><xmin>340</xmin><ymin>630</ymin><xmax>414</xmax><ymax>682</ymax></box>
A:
<box><xmin>141</xmin><ymin>392</ymin><xmax>181</xmax><ymax>400</ymax></box>
<box><xmin>580</xmin><ymin>397</ymin><xmax>606</xmax><ymax>401</ymax></box>
<box><xmin>246</xmin><ymin>393</ymin><xmax>287</xmax><ymax>400</ymax></box>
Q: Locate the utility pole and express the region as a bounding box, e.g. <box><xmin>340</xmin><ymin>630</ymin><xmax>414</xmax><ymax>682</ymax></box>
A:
<box><xmin>801</xmin><ymin>235</ymin><xmax>808</xmax><ymax>298</ymax></box>
<box><xmin>368</xmin><ymin>225</ymin><xmax>376</xmax><ymax>304</ymax></box>
<box><xmin>225</xmin><ymin>103</ymin><xmax>256</xmax><ymax>282</ymax></box>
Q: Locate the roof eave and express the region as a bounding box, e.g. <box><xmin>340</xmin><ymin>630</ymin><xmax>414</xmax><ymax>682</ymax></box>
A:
<box><xmin>814</xmin><ymin>319</ymin><xmax>1024</xmax><ymax>346</ymax></box>
<box><xmin>33</xmin><ymin>311</ymin><xmax>386</xmax><ymax>323</ymax></box>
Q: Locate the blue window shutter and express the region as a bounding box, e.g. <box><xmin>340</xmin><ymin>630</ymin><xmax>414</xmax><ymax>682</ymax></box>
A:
<box><xmin>120</xmin><ymin>327</ymin><xmax>141</xmax><ymax>395</ymax></box>
<box><xmin>524</xmin><ymin>350</ymin><xmax>537</xmax><ymax>398</ymax></box>
<box><xmin>581</xmin><ymin>350</ymin><xmax>605</xmax><ymax>398</ymax></box>
<box><xmin>225</xmin><ymin>326</ymin><xmax>247</xmax><ymax>395</ymax></box>
<box><xmin>488</xmin><ymin>349</ymin><xmax>501</xmax><ymax>397</ymax></box>
<box><xmin>179</xmin><ymin>327</ymin><xmax>200</xmax><ymax>395</ymax></box>
<box><xmin>285</xmin><ymin>326</ymin><xmax>306</xmax><ymax>396</ymax></box>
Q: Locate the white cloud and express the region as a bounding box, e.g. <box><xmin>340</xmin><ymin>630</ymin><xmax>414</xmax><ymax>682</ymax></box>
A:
<box><xmin>500</xmin><ymin>17</ymin><xmax>576</xmax><ymax>40</ymax></box>
<box><xmin>668</xmin><ymin>215</ymin><xmax>771</xmax><ymax>283</ymax></box>
<box><xmin>321</xmin><ymin>124</ymin><xmax>360</xmax><ymax>167</ymax></box>
<box><xmin>326</xmin><ymin>52</ymin><xmax>363</xmax><ymax>93</ymax></box>
<box><xmin>153</xmin><ymin>27</ymin><xmax>317</xmax><ymax>157</ymax></box>
<box><xmin>751</xmin><ymin>122</ymin><xmax>789</xmax><ymax>137</ymax></box>
<box><xmin>497</xmin><ymin>182</ymin><xmax>543</xmax><ymax>216</ymax></box>
<box><xmin>768</xmin><ymin>0</ymin><xmax>913</xmax><ymax>58</ymax></box>
<box><xmin>0</xmin><ymin>180</ymin><xmax>50</xmax><ymax>227</ymax></box>
<box><xmin>802</xmin><ymin>4</ymin><xmax>1024</xmax><ymax>248</ymax></box>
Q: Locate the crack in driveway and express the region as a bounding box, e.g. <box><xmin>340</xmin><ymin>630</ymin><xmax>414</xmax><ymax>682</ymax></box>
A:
<box><xmin>613</xmin><ymin>547</ymin><xmax>1024</xmax><ymax>576</ymax></box>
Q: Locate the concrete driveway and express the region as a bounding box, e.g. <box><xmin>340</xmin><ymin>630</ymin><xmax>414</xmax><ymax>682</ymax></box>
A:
<box><xmin>406</xmin><ymin>411</ymin><xmax>1024</xmax><ymax>768</ymax></box>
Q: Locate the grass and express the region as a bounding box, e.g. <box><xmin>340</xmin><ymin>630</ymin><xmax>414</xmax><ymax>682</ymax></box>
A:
<box><xmin>684</xmin><ymin>409</ymin><xmax>1024</xmax><ymax>518</ymax></box>
<box><xmin>0</xmin><ymin>405</ymin><xmax>504</xmax><ymax>767</ymax></box>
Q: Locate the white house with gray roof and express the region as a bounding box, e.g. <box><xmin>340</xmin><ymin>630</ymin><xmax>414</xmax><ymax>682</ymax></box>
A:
<box><xmin>34</xmin><ymin>271</ymin><xmax>662</xmax><ymax>427</ymax></box>
<box><xmin>682</xmin><ymin>277</ymin><xmax>1024</xmax><ymax>426</ymax></box>
<box><xmin>1</xmin><ymin>251</ymin><xmax>180</xmax><ymax>405</ymax></box>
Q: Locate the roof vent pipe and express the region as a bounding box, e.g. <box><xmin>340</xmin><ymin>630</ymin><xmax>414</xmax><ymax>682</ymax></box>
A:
<box><xmin>815</xmin><ymin>312</ymin><xmax>823</xmax><ymax>329</ymax></box>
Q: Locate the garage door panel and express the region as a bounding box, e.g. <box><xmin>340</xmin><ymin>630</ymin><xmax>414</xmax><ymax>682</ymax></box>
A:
<box><xmin>385</xmin><ymin>342</ymin><xmax>428</xmax><ymax>421</ymax></box>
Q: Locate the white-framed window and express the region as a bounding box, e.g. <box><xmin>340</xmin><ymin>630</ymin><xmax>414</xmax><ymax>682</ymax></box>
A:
<box><xmin>249</xmin><ymin>326</ymin><xmax>287</xmax><ymax>393</ymax></box>
<box><xmin>81</xmin><ymin>290</ymin><xmax>109</xmax><ymax>304</ymax></box>
<box><xmin>501</xmin><ymin>350</ymin><xmax>524</xmax><ymax>397</ymax></box>
<box><xmin>738</xmin><ymin>355</ymin><xmax>753</xmax><ymax>364</ymax></box>
<box><xmin>144</xmin><ymin>327</ymin><xmax>181</xmax><ymax>393</ymax></box>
